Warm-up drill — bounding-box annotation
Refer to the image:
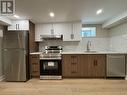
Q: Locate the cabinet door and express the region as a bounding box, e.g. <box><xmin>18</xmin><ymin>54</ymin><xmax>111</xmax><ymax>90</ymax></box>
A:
<box><xmin>62</xmin><ymin>54</ymin><xmax>81</xmax><ymax>77</ymax></box>
<box><xmin>8</xmin><ymin>20</ymin><xmax>29</xmax><ymax>31</ymax></box>
<box><xmin>35</xmin><ymin>24</ymin><xmax>43</xmax><ymax>41</ymax></box>
<box><xmin>88</xmin><ymin>55</ymin><xmax>106</xmax><ymax>78</ymax></box>
<box><xmin>35</xmin><ymin>24</ymin><xmax>52</xmax><ymax>41</ymax></box>
<box><xmin>17</xmin><ymin>20</ymin><xmax>29</xmax><ymax>30</ymax></box>
<box><xmin>72</xmin><ymin>22</ymin><xmax>82</xmax><ymax>41</ymax></box>
<box><xmin>30</xmin><ymin>54</ymin><xmax>40</xmax><ymax>77</ymax></box>
<box><xmin>31</xmin><ymin>62</ymin><xmax>39</xmax><ymax>77</ymax></box>
<box><xmin>61</xmin><ymin>23</ymin><xmax>72</xmax><ymax>41</ymax></box>
<box><xmin>53</xmin><ymin>23</ymin><xmax>64</xmax><ymax>35</ymax></box>
<box><xmin>8</xmin><ymin>21</ymin><xmax>17</xmax><ymax>30</ymax></box>
<box><xmin>62</xmin><ymin>22</ymin><xmax>82</xmax><ymax>41</ymax></box>
<box><xmin>80</xmin><ymin>55</ymin><xmax>89</xmax><ymax>77</ymax></box>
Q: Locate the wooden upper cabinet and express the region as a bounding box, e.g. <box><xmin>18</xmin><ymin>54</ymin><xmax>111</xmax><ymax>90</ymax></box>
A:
<box><xmin>8</xmin><ymin>20</ymin><xmax>29</xmax><ymax>31</ymax></box>
<box><xmin>88</xmin><ymin>54</ymin><xmax>106</xmax><ymax>78</ymax></box>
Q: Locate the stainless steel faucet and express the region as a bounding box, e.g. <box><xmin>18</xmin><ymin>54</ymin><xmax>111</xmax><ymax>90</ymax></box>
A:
<box><xmin>87</xmin><ymin>41</ymin><xmax>91</xmax><ymax>51</ymax></box>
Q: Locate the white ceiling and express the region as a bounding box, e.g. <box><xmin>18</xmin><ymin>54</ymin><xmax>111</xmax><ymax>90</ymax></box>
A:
<box><xmin>9</xmin><ymin>0</ymin><xmax>127</xmax><ymax>24</ymax></box>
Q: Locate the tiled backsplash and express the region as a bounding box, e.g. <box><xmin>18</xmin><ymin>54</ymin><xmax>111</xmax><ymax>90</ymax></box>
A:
<box><xmin>109</xmin><ymin>22</ymin><xmax>127</xmax><ymax>52</ymax></box>
<box><xmin>39</xmin><ymin>37</ymin><xmax>109</xmax><ymax>52</ymax></box>
<box><xmin>109</xmin><ymin>35</ymin><xmax>127</xmax><ymax>52</ymax></box>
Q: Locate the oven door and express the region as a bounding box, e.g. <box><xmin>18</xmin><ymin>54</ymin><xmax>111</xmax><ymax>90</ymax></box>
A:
<box><xmin>40</xmin><ymin>60</ymin><xmax>62</xmax><ymax>76</ymax></box>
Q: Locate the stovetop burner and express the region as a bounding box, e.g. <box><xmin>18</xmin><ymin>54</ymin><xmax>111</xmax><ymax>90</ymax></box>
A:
<box><xmin>40</xmin><ymin>46</ymin><xmax>62</xmax><ymax>59</ymax></box>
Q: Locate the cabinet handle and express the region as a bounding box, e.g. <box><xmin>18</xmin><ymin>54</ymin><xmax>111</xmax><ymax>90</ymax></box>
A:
<box><xmin>33</xmin><ymin>71</ymin><xmax>38</xmax><ymax>73</ymax></box>
<box><xmin>71</xmin><ymin>62</ymin><xmax>77</xmax><ymax>65</ymax></box>
<box><xmin>71</xmin><ymin>71</ymin><xmax>77</xmax><ymax>74</ymax></box>
<box><xmin>71</xmin><ymin>34</ymin><xmax>74</xmax><ymax>39</ymax></box>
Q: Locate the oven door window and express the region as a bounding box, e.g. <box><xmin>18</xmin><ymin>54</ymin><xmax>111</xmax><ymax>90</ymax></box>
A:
<box><xmin>43</xmin><ymin>61</ymin><xmax>58</xmax><ymax>70</ymax></box>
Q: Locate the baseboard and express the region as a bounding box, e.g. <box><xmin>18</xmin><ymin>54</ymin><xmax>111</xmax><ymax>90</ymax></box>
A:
<box><xmin>0</xmin><ymin>75</ymin><xmax>5</xmax><ymax>81</ymax></box>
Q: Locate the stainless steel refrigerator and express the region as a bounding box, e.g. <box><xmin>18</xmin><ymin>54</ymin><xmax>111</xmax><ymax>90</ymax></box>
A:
<box><xmin>2</xmin><ymin>31</ymin><xmax>29</xmax><ymax>82</ymax></box>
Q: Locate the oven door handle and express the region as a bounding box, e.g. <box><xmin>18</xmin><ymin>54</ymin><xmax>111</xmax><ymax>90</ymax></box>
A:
<box><xmin>43</xmin><ymin>65</ymin><xmax>46</xmax><ymax>70</ymax></box>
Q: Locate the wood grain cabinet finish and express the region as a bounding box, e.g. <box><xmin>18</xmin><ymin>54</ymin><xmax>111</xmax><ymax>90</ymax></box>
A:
<box><xmin>30</xmin><ymin>54</ymin><xmax>40</xmax><ymax>77</ymax></box>
<box><xmin>62</xmin><ymin>54</ymin><xmax>106</xmax><ymax>78</ymax></box>
<box><xmin>80</xmin><ymin>55</ymin><xmax>89</xmax><ymax>77</ymax></box>
<box><xmin>62</xmin><ymin>54</ymin><xmax>81</xmax><ymax>77</ymax></box>
<box><xmin>88</xmin><ymin>55</ymin><xmax>106</xmax><ymax>78</ymax></box>
<box><xmin>29</xmin><ymin>21</ymin><xmax>39</xmax><ymax>52</ymax></box>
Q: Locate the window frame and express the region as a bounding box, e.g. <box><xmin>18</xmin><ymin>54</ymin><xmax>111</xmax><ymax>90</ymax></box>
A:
<box><xmin>81</xmin><ymin>27</ymin><xmax>96</xmax><ymax>38</ymax></box>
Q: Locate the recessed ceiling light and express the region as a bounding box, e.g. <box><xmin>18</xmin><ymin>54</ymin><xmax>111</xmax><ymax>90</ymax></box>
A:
<box><xmin>14</xmin><ymin>14</ymin><xmax>20</xmax><ymax>18</ymax></box>
<box><xmin>96</xmin><ymin>9</ymin><xmax>103</xmax><ymax>15</ymax></box>
<box><xmin>49</xmin><ymin>12</ymin><xmax>55</xmax><ymax>18</ymax></box>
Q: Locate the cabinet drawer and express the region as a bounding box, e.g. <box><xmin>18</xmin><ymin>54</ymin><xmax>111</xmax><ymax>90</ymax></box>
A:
<box><xmin>68</xmin><ymin>55</ymin><xmax>79</xmax><ymax>64</ymax></box>
<box><xmin>30</xmin><ymin>54</ymin><xmax>40</xmax><ymax>77</ymax></box>
<box><xmin>31</xmin><ymin>71</ymin><xmax>39</xmax><ymax>76</ymax></box>
<box><xmin>31</xmin><ymin>59</ymin><xmax>39</xmax><ymax>64</ymax></box>
<box><xmin>31</xmin><ymin>64</ymin><xmax>39</xmax><ymax>77</ymax></box>
<box><xmin>31</xmin><ymin>55</ymin><xmax>39</xmax><ymax>58</ymax></box>
<box><xmin>70</xmin><ymin>70</ymin><xmax>79</xmax><ymax>76</ymax></box>
<box><xmin>65</xmin><ymin>69</ymin><xmax>80</xmax><ymax>77</ymax></box>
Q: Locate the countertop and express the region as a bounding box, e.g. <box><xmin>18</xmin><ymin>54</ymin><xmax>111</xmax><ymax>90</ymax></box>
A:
<box><xmin>30</xmin><ymin>52</ymin><xmax>42</xmax><ymax>55</ymax></box>
<box><xmin>62</xmin><ymin>51</ymin><xmax>127</xmax><ymax>54</ymax></box>
<box><xmin>30</xmin><ymin>51</ymin><xmax>127</xmax><ymax>55</ymax></box>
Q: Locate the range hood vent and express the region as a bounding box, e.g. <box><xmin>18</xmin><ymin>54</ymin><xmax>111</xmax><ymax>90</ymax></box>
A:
<box><xmin>40</xmin><ymin>35</ymin><xmax>63</xmax><ymax>40</ymax></box>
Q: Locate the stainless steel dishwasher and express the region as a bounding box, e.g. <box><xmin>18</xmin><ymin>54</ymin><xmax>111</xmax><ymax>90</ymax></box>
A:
<box><xmin>107</xmin><ymin>54</ymin><xmax>126</xmax><ymax>77</ymax></box>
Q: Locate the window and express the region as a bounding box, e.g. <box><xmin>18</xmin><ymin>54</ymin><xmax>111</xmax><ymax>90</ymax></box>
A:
<box><xmin>81</xmin><ymin>27</ymin><xmax>96</xmax><ymax>37</ymax></box>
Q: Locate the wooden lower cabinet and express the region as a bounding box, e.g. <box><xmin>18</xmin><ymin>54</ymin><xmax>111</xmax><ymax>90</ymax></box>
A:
<box><xmin>80</xmin><ymin>55</ymin><xmax>89</xmax><ymax>77</ymax></box>
<box><xmin>62</xmin><ymin>54</ymin><xmax>81</xmax><ymax>77</ymax></box>
<box><xmin>30</xmin><ymin>54</ymin><xmax>40</xmax><ymax>78</ymax></box>
<box><xmin>88</xmin><ymin>55</ymin><xmax>106</xmax><ymax>78</ymax></box>
<box><xmin>62</xmin><ymin>54</ymin><xmax>106</xmax><ymax>78</ymax></box>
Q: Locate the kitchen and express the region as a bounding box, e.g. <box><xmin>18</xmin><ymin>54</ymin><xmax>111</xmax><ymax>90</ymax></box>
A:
<box><xmin>0</xmin><ymin>0</ymin><xmax>127</xmax><ymax>95</ymax></box>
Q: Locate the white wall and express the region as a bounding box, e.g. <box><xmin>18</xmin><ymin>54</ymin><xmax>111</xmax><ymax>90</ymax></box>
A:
<box><xmin>39</xmin><ymin>24</ymin><xmax>109</xmax><ymax>52</ymax></box>
<box><xmin>109</xmin><ymin>22</ymin><xmax>127</xmax><ymax>52</ymax></box>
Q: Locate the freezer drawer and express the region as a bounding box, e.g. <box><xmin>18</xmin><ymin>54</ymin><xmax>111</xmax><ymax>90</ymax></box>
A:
<box><xmin>2</xmin><ymin>49</ymin><xmax>27</xmax><ymax>81</ymax></box>
<box><xmin>107</xmin><ymin>54</ymin><xmax>126</xmax><ymax>77</ymax></box>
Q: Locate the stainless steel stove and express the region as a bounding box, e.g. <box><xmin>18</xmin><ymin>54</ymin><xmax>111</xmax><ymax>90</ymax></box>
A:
<box><xmin>40</xmin><ymin>46</ymin><xmax>62</xmax><ymax>80</ymax></box>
